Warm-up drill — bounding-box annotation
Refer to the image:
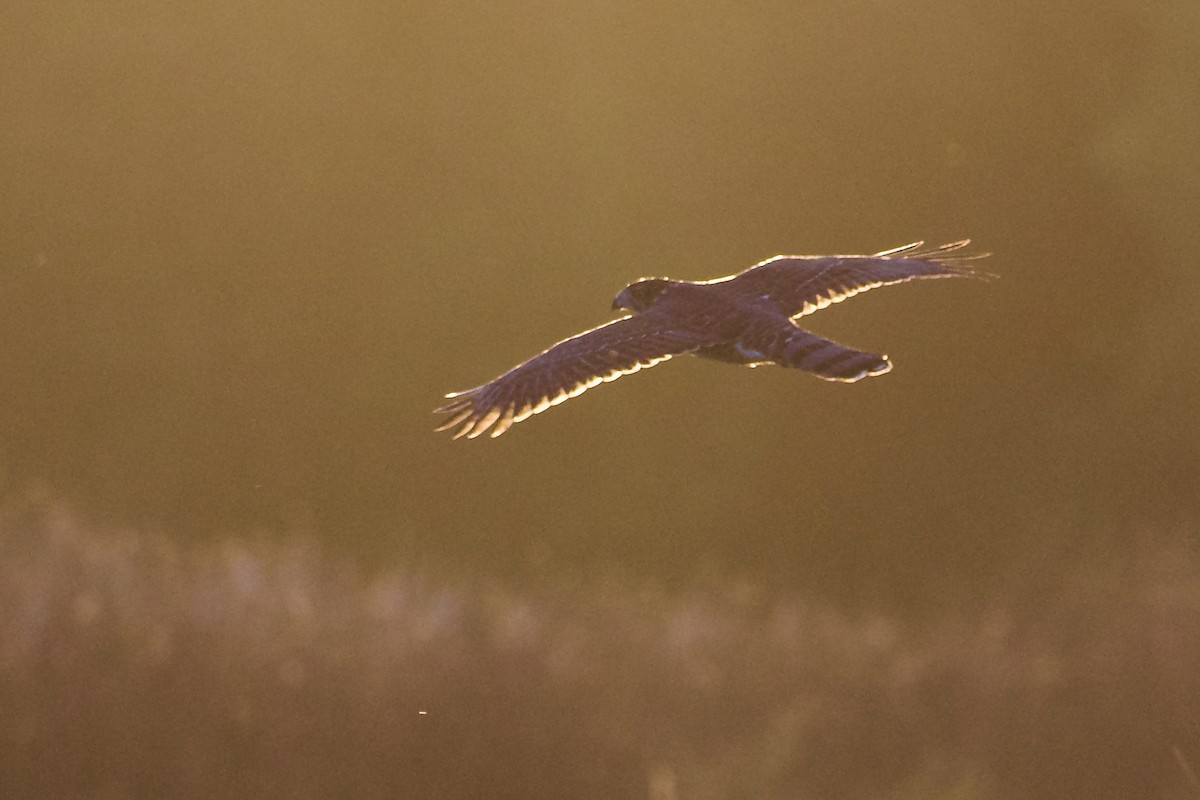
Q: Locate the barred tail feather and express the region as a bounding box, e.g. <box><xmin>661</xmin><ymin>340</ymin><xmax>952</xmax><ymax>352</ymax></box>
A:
<box><xmin>776</xmin><ymin>330</ymin><xmax>891</xmax><ymax>382</ymax></box>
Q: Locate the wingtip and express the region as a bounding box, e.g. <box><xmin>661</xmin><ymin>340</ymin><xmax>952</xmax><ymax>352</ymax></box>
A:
<box><xmin>433</xmin><ymin>407</ymin><xmax>473</xmax><ymax>431</ymax></box>
<box><xmin>906</xmin><ymin>239</ymin><xmax>997</xmax><ymax>280</ymax></box>
<box><xmin>872</xmin><ymin>241</ymin><xmax>925</xmax><ymax>257</ymax></box>
<box><xmin>966</xmin><ymin>264</ymin><xmax>1000</xmax><ymax>281</ymax></box>
<box><xmin>876</xmin><ymin>238</ymin><xmax>993</xmax><ymax>266</ymax></box>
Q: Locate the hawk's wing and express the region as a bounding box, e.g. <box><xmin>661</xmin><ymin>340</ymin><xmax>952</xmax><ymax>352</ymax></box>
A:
<box><xmin>726</xmin><ymin>240</ymin><xmax>992</xmax><ymax>319</ymax></box>
<box><xmin>435</xmin><ymin>310</ymin><xmax>711</xmax><ymax>439</ymax></box>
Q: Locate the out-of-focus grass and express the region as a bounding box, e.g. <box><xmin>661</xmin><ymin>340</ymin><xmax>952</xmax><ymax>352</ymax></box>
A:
<box><xmin>1</xmin><ymin>499</ymin><xmax>1197</xmax><ymax>800</ymax></box>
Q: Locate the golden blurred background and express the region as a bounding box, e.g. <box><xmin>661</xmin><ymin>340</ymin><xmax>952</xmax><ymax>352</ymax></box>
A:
<box><xmin>2</xmin><ymin>0</ymin><xmax>1197</xmax><ymax>606</ymax></box>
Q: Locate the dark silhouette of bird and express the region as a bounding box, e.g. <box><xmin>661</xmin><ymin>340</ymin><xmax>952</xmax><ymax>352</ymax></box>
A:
<box><xmin>435</xmin><ymin>240</ymin><xmax>992</xmax><ymax>439</ymax></box>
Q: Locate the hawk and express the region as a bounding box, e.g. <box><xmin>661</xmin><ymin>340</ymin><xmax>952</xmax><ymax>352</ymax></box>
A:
<box><xmin>435</xmin><ymin>240</ymin><xmax>991</xmax><ymax>439</ymax></box>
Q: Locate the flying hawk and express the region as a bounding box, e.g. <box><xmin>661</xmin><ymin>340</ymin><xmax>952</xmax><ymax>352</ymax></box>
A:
<box><xmin>435</xmin><ymin>240</ymin><xmax>991</xmax><ymax>439</ymax></box>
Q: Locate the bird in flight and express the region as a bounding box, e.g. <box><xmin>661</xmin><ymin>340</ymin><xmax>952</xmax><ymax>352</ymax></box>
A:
<box><xmin>435</xmin><ymin>240</ymin><xmax>992</xmax><ymax>439</ymax></box>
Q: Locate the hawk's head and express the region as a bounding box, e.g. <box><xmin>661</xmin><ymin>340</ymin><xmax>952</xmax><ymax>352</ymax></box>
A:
<box><xmin>612</xmin><ymin>278</ymin><xmax>670</xmax><ymax>313</ymax></box>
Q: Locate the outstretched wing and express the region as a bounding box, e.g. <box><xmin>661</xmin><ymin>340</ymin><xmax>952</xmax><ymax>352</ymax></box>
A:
<box><xmin>726</xmin><ymin>240</ymin><xmax>993</xmax><ymax>319</ymax></box>
<box><xmin>435</xmin><ymin>311</ymin><xmax>710</xmax><ymax>439</ymax></box>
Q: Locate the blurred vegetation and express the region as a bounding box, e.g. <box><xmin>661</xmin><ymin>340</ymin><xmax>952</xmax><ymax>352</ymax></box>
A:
<box><xmin>2</xmin><ymin>501</ymin><xmax>1198</xmax><ymax>800</ymax></box>
<box><xmin>1</xmin><ymin>3</ymin><xmax>1198</xmax><ymax>595</ymax></box>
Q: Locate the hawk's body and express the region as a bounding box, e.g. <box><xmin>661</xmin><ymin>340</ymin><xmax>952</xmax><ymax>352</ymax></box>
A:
<box><xmin>435</xmin><ymin>240</ymin><xmax>991</xmax><ymax>439</ymax></box>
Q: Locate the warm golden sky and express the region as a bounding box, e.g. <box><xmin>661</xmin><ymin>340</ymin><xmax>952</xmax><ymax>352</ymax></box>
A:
<box><xmin>1</xmin><ymin>0</ymin><xmax>1196</xmax><ymax>602</ymax></box>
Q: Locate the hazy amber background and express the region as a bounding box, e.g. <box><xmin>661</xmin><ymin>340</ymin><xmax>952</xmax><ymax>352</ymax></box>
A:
<box><xmin>2</xmin><ymin>0</ymin><xmax>1197</xmax><ymax>605</ymax></box>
